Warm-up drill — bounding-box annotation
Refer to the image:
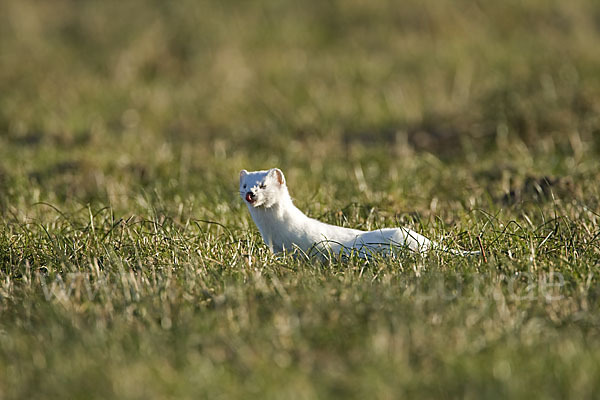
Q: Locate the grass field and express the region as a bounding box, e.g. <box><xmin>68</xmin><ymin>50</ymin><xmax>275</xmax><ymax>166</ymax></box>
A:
<box><xmin>1</xmin><ymin>0</ymin><xmax>600</xmax><ymax>398</ymax></box>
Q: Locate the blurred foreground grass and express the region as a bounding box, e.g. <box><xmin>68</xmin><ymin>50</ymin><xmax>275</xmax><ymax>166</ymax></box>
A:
<box><xmin>1</xmin><ymin>0</ymin><xmax>600</xmax><ymax>398</ymax></box>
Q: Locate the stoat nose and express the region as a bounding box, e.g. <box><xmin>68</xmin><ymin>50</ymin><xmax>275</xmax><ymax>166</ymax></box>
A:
<box><xmin>245</xmin><ymin>191</ymin><xmax>256</xmax><ymax>203</ymax></box>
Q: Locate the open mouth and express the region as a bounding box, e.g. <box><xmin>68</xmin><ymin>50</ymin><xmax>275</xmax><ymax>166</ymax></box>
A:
<box><xmin>245</xmin><ymin>192</ymin><xmax>255</xmax><ymax>203</ymax></box>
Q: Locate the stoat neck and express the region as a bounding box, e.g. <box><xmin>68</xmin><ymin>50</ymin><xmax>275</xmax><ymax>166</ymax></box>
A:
<box><xmin>272</xmin><ymin>190</ymin><xmax>307</xmax><ymax>222</ymax></box>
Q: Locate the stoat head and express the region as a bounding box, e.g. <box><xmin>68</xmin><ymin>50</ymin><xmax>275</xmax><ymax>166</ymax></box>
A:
<box><xmin>239</xmin><ymin>168</ymin><xmax>287</xmax><ymax>208</ymax></box>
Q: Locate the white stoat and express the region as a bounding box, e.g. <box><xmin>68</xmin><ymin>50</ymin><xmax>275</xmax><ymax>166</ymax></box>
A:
<box><xmin>239</xmin><ymin>168</ymin><xmax>477</xmax><ymax>258</ymax></box>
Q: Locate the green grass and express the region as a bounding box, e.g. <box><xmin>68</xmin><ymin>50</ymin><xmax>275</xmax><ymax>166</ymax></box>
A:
<box><xmin>1</xmin><ymin>0</ymin><xmax>600</xmax><ymax>398</ymax></box>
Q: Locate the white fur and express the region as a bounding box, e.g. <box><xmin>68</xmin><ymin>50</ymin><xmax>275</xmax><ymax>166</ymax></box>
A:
<box><xmin>239</xmin><ymin>168</ymin><xmax>475</xmax><ymax>258</ymax></box>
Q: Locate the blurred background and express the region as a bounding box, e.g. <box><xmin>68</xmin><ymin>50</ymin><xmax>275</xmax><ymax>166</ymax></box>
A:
<box><xmin>1</xmin><ymin>0</ymin><xmax>599</xmax><ymax>215</ymax></box>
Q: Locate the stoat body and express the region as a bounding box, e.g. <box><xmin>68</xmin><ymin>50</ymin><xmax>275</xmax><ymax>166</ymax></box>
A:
<box><xmin>239</xmin><ymin>168</ymin><xmax>476</xmax><ymax>258</ymax></box>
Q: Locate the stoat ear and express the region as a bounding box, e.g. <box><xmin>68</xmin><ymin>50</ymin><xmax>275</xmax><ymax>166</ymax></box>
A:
<box><xmin>268</xmin><ymin>168</ymin><xmax>285</xmax><ymax>186</ymax></box>
<box><xmin>239</xmin><ymin>169</ymin><xmax>248</xmax><ymax>184</ymax></box>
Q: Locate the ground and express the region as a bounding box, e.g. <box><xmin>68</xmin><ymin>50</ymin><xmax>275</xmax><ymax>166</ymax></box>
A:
<box><xmin>1</xmin><ymin>0</ymin><xmax>600</xmax><ymax>398</ymax></box>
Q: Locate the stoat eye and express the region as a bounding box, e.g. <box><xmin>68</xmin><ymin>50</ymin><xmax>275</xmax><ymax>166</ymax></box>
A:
<box><xmin>243</xmin><ymin>184</ymin><xmax>246</xmax><ymax>189</ymax></box>
<box><xmin>259</xmin><ymin>183</ymin><xmax>266</xmax><ymax>189</ymax></box>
